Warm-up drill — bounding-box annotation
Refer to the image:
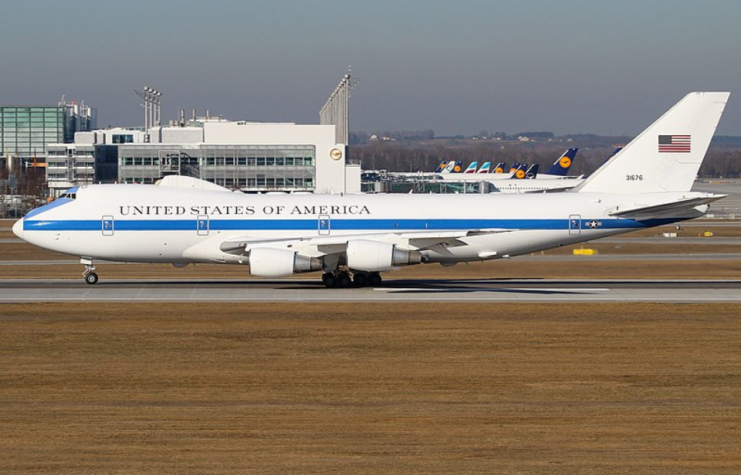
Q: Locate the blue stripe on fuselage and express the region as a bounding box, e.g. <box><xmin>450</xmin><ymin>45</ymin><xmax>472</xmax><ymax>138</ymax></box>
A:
<box><xmin>20</xmin><ymin>217</ymin><xmax>681</xmax><ymax>232</ymax></box>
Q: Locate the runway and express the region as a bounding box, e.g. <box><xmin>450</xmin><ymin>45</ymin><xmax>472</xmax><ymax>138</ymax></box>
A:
<box><xmin>0</xmin><ymin>278</ymin><xmax>739</xmax><ymax>302</ymax></box>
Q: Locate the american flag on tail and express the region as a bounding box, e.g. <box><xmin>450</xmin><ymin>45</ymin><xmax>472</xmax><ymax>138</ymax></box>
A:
<box><xmin>658</xmin><ymin>135</ymin><xmax>691</xmax><ymax>153</ymax></box>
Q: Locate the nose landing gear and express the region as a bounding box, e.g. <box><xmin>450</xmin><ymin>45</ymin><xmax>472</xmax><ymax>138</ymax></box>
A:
<box><xmin>81</xmin><ymin>258</ymin><xmax>98</xmax><ymax>285</ymax></box>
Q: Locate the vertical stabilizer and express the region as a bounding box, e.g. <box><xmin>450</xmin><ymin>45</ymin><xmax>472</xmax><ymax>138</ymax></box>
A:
<box><xmin>525</xmin><ymin>164</ymin><xmax>539</xmax><ymax>179</ymax></box>
<box><xmin>433</xmin><ymin>160</ymin><xmax>449</xmax><ymax>173</ymax></box>
<box><xmin>464</xmin><ymin>161</ymin><xmax>479</xmax><ymax>173</ymax></box>
<box><xmin>576</xmin><ymin>92</ymin><xmax>729</xmax><ymax>193</ymax></box>
<box><xmin>512</xmin><ymin>163</ymin><xmax>527</xmax><ymax>179</ymax></box>
<box><xmin>546</xmin><ymin>148</ymin><xmax>578</xmax><ymax>176</ymax></box>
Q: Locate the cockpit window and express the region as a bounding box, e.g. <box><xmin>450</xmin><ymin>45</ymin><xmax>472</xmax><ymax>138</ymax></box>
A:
<box><xmin>60</xmin><ymin>192</ymin><xmax>77</xmax><ymax>200</ymax></box>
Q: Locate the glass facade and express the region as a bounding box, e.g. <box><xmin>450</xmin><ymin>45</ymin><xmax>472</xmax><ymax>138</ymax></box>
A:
<box><xmin>118</xmin><ymin>144</ymin><xmax>316</xmax><ymax>190</ymax></box>
<box><xmin>0</xmin><ymin>106</ymin><xmax>64</xmax><ymax>158</ymax></box>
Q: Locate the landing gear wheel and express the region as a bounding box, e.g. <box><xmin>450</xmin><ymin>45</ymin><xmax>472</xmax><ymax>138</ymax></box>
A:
<box><xmin>322</xmin><ymin>273</ymin><xmax>337</xmax><ymax>288</ymax></box>
<box><xmin>368</xmin><ymin>272</ymin><xmax>382</xmax><ymax>287</ymax></box>
<box><xmin>353</xmin><ymin>272</ymin><xmax>368</xmax><ymax>288</ymax></box>
<box><xmin>338</xmin><ymin>273</ymin><xmax>352</xmax><ymax>288</ymax></box>
<box><xmin>85</xmin><ymin>272</ymin><xmax>99</xmax><ymax>285</ymax></box>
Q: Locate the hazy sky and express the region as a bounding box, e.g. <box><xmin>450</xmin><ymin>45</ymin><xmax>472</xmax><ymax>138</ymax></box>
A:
<box><xmin>1</xmin><ymin>0</ymin><xmax>739</xmax><ymax>136</ymax></box>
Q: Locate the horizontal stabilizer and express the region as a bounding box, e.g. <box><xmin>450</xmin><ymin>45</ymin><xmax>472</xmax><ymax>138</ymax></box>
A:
<box><xmin>609</xmin><ymin>194</ymin><xmax>726</xmax><ymax>218</ymax></box>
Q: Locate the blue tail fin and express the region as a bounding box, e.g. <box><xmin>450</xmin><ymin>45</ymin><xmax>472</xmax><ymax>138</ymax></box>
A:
<box><xmin>512</xmin><ymin>163</ymin><xmax>528</xmax><ymax>179</ymax></box>
<box><xmin>602</xmin><ymin>146</ymin><xmax>623</xmax><ymax>165</ymax></box>
<box><xmin>433</xmin><ymin>160</ymin><xmax>449</xmax><ymax>173</ymax></box>
<box><xmin>493</xmin><ymin>162</ymin><xmax>506</xmax><ymax>173</ymax></box>
<box><xmin>546</xmin><ymin>148</ymin><xmax>578</xmax><ymax>176</ymax></box>
<box><xmin>525</xmin><ymin>164</ymin><xmax>539</xmax><ymax>179</ymax></box>
<box><xmin>477</xmin><ymin>162</ymin><xmax>491</xmax><ymax>173</ymax></box>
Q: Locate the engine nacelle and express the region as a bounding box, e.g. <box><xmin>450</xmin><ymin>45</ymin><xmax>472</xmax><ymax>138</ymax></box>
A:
<box><xmin>346</xmin><ymin>240</ymin><xmax>423</xmax><ymax>272</ymax></box>
<box><xmin>248</xmin><ymin>248</ymin><xmax>322</xmax><ymax>277</ymax></box>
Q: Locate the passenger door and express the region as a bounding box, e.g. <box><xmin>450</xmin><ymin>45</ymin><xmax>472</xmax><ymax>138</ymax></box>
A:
<box><xmin>318</xmin><ymin>215</ymin><xmax>330</xmax><ymax>235</ymax></box>
<box><xmin>102</xmin><ymin>215</ymin><xmax>114</xmax><ymax>236</ymax></box>
<box><xmin>568</xmin><ymin>214</ymin><xmax>581</xmax><ymax>235</ymax></box>
<box><xmin>197</xmin><ymin>215</ymin><xmax>209</xmax><ymax>236</ymax></box>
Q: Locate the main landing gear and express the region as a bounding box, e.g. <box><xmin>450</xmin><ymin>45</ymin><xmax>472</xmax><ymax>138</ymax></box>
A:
<box><xmin>81</xmin><ymin>259</ymin><xmax>98</xmax><ymax>285</ymax></box>
<box><xmin>321</xmin><ymin>271</ymin><xmax>382</xmax><ymax>288</ymax></box>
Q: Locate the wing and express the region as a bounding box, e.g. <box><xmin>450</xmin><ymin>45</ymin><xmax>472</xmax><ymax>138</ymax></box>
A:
<box><xmin>219</xmin><ymin>229</ymin><xmax>514</xmax><ymax>257</ymax></box>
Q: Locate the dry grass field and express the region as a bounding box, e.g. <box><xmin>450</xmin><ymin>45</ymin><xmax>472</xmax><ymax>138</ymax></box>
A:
<box><xmin>1</xmin><ymin>302</ymin><xmax>740</xmax><ymax>474</ymax></box>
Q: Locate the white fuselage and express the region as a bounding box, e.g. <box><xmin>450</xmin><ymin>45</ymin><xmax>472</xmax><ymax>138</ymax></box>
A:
<box><xmin>14</xmin><ymin>183</ymin><xmax>705</xmax><ymax>267</ymax></box>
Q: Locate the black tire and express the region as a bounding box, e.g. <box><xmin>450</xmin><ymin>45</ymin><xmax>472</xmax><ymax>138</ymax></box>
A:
<box><xmin>85</xmin><ymin>272</ymin><xmax>99</xmax><ymax>285</ymax></box>
<box><xmin>322</xmin><ymin>273</ymin><xmax>337</xmax><ymax>288</ymax></box>
<box><xmin>353</xmin><ymin>273</ymin><xmax>368</xmax><ymax>287</ymax></box>
<box><xmin>338</xmin><ymin>273</ymin><xmax>352</xmax><ymax>288</ymax></box>
<box><xmin>368</xmin><ymin>273</ymin><xmax>382</xmax><ymax>287</ymax></box>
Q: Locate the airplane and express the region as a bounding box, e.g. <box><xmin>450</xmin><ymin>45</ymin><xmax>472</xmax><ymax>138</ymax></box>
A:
<box><xmin>524</xmin><ymin>164</ymin><xmax>539</xmax><ymax>179</ymax></box>
<box><xmin>13</xmin><ymin>92</ymin><xmax>729</xmax><ymax>288</ymax></box>
<box><xmin>437</xmin><ymin>150</ymin><xmax>585</xmax><ymax>191</ymax></box>
<box><xmin>535</xmin><ymin>148</ymin><xmax>579</xmax><ymax>179</ymax></box>
<box><xmin>463</xmin><ymin>161</ymin><xmax>479</xmax><ymax>174</ymax></box>
<box><xmin>439</xmin><ymin>162</ymin><xmax>555</xmax><ymax>191</ymax></box>
<box><xmin>513</xmin><ymin>163</ymin><xmax>532</xmax><ymax>179</ymax></box>
<box><xmin>433</xmin><ymin>160</ymin><xmax>449</xmax><ymax>173</ymax></box>
<box><xmin>603</xmin><ymin>146</ymin><xmax>624</xmax><ymax>165</ymax></box>
<box><xmin>440</xmin><ymin>160</ymin><xmax>463</xmax><ymax>173</ymax></box>
<box><xmin>477</xmin><ymin>162</ymin><xmax>492</xmax><ymax>173</ymax></box>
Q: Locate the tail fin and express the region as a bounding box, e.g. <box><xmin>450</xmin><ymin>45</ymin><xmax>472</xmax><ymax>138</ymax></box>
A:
<box><xmin>546</xmin><ymin>148</ymin><xmax>578</xmax><ymax>176</ymax></box>
<box><xmin>603</xmin><ymin>146</ymin><xmax>623</xmax><ymax>165</ymax></box>
<box><xmin>525</xmin><ymin>164</ymin><xmax>539</xmax><ymax>179</ymax></box>
<box><xmin>433</xmin><ymin>160</ymin><xmax>449</xmax><ymax>173</ymax></box>
<box><xmin>464</xmin><ymin>161</ymin><xmax>478</xmax><ymax>174</ymax></box>
<box><xmin>509</xmin><ymin>162</ymin><xmax>521</xmax><ymax>173</ymax></box>
<box><xmin>512</xmin><ymin>163</ymin><xmax>528</xmax><ymax>179</ymax></box>
<box><xmin>576</xmin><ymin>92</ymin><xmax>729</xmax><ymax>193</ymax></box>
<box><xmin>442</xmin><ymin>160</ymin><xmax>462</xmax><ymax>173</ymax></box>
<box><xmin>477</xmin><ymin>162</ymin><xmax>491</xmax><ymax>173</ymax></box>
<box><xmin>493</xmin><ymin>162</ymin><xmax>506</xmax><ymax>173</ymax></box>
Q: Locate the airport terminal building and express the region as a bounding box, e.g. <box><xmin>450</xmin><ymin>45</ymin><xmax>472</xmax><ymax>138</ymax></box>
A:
<box><xmin>44</xmin><ymin>76</ymin><xmax>359</xmax><ymax>196</ymax></box>
<box><xmin>46</xmin><ymin>119</ymin><xmax>359</xmax><ymax>196</ymax></box>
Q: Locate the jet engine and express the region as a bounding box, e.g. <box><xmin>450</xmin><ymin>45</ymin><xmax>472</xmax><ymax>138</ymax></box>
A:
<box><xmin>346</xmin><ymin>240</ymin><xmax>423</xmax><ymax>272</ymax></box>
<box><xmin>248</xmin><ymin>248</ymin><xmax>322</xmax><ymax>277</ymax></box>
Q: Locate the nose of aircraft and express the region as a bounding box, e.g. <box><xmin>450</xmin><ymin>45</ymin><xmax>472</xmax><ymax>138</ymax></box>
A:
<box><xmin>12</xmin><ymin>218</ymin><xmax>24</xmax><ymax>239</ymax></box>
